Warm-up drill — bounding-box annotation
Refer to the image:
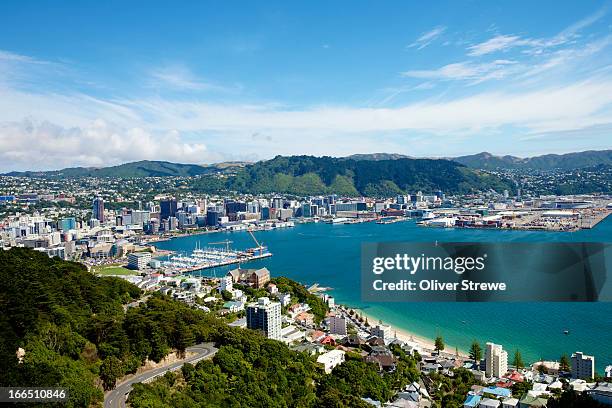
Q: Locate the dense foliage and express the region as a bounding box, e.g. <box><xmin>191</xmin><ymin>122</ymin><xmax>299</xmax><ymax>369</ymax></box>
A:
<box><xmin>129</xmin><ymin>329</ymin><xmax>420</xmax><ymax>408</ymax></box>
<box><xmin>1</xmin><ymin>249</ymin><xmax>421</xmax><ymax>408</ymax></box>
<box><xmin>428</xmin><ymin>368</ymin><xmax>481</xmax><ymax>408</ymax></box>
<box><xmin>222</xmin><ymin>156</ymin><xmax>513</xmax><ymax>196</ymax></box>
<box><xmin>0</xmin><ymin>248</ymin><xmax>223</xmax><ymax>407</ymax></box>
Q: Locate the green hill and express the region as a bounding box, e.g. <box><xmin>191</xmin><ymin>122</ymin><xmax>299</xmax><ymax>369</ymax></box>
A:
<box><xmin>220</xmin><ymin>155</ymin><xmax>513</xmax><ymax>196</ymax></box>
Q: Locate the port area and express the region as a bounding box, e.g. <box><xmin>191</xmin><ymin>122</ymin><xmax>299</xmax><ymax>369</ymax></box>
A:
<box><xmin>419</xmin><ymin>206</ymin><xmax>611</xmax><ymax>232</ymax></box>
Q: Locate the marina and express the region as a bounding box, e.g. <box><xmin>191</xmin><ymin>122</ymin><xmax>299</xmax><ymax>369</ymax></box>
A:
<box><xmin>161</xmin><ymin>230</ymin><xmax>272</xmax><ymax>274</ymax></box>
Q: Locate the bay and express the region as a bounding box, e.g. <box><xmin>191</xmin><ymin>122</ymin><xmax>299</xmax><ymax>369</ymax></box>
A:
<box><xmin>155</xmin><ymin>216</ymin><xmax>612</xmax><ymax>373</ymax></box>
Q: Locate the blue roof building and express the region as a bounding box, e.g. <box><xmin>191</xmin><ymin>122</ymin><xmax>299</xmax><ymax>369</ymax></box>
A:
<box><xmin>463</xmin><ymin>394</ymin><xmax>481</xmax><ymax>408</ymax></box>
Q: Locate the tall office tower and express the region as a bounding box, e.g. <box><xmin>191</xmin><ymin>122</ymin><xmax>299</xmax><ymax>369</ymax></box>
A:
<box><xmin>571</xmin><ymin>352</ymin><xmax>595</xmax><ymax>379</ymax></box>
<box><xmin>485</xmin><ymin>342</ymin><xmax>508</xmax><ymax>378</ymax></box>
<box><xmin>246</xmin><ymin>297</ymin><xmax>281</xmax><ymax>340</ymax></box>
<box><xmin>92</xmin><ymin>197</ymin><xmax>105</xmax><ymax>223</ymax></box>
<box><xmin>160</xmin><ymin>198</ymin><xmax>178</xmax><ymax>220</ymax></box>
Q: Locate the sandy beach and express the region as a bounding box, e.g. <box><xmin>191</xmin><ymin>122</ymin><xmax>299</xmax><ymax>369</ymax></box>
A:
<box><xmin>351</xmin><ymin>307</ymin><xmax>469</xmax><ymax>358</ymax></box>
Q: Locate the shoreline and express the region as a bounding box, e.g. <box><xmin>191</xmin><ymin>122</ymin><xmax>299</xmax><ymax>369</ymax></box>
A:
<box><xmin>348</xmin><ymin>306</ymin><xmax>469</xmax><ymax>359</ymax></box>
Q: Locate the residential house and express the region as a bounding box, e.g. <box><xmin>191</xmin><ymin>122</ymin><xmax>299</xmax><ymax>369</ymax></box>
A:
<box><xmin>317</xmin><ymin>349</ymin><xmax>346</xmax><ymax>374</ymax></box>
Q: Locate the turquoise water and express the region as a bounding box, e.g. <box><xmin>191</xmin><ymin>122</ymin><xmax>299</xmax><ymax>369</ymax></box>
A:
<box><xmin>155</xmin><ymin>217</ymin><xmax>612</xmax><ymax>373</ymax></box>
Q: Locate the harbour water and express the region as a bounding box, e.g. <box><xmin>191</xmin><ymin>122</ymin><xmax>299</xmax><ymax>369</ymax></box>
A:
<box><xmin>154</xmin><ymin>217</ymin><xmax>612</xmax><ymax>372</ymax></box>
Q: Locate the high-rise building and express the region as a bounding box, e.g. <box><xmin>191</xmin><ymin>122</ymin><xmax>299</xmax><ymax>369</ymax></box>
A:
<box><xmin>59</xmin><ymin>217</ymin><xmax>76</xmax><ymax>232</ymax></box>
<box><xmin>329</xmin><ymin>315</ymin><xmax>347</xmax><ymax>336</ymax></box>
<box><xmin>160</xmin><ymin>198</ymin><xmax>178</xmax><ymax>221</ymax></box>
<box><xmin>206</xmin><ymin>210</ymin><xmax>221</xmax><ymax>227</ymax></box>
<box><xmin>571</xmin><ymin>352</ymin><xmax>595</xmax><ymax>379</ymax></box>
<box><xmin>92</xmin><ymin>197</ymin><xmax>105</xmax><ymax>223</ymax></box>
<box><xmin>485</xmin><ymin>342</ymin><xmax>508</xmax><ymax>378</ymax></box>
<box><xmin>246</xmin><ymin>297</ymin><xmax>281</xmax><ymax>340</ymax></box>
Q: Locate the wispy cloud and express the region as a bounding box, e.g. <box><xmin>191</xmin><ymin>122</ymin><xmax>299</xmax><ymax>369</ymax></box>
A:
<box><xmin>467</xmin><ymin>5</ymin><xmax>608</xmax><ymax>56</ymax></box>
<box><xmin>148</xmin><ymin>65</ymin><xmax>217</xmax><ymax>91</ymax></box>
<box><xmin>2</xmin><ymin>76</ymin><xmax>612</xmax><ymax>170</ymax></box>
<box><xmin>408</xmin><ymin>26</ymin><xmax>446</xmax><ymax>50</ymax></box>
<box><xmin>401</xmin><ymin>60</ymin><xmax>517</xmax><ymax>82</ymax></box>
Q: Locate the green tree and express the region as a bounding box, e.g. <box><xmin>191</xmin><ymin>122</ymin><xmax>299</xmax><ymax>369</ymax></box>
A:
<box><xmin>434</xmin><ymin>336</ymin><xmax>445</xmax><ymax>354</ymax></box>
<box><xmin>513</xmin><ymin>349</ymin><xmax>524</xmax><ymax>369</ymax></box>
<box><xmin>100</xmin><ymin>356</ymin><xmax>123</xmax><ymax>390</ymax></box>
<box><xmin>469</xmin><ymin>340</ymin><xmax>482</xmax><ymax>362</ymax></box>
<box><xmin>559</xmin><ymin>354</ymin><xmax>570</xmax><ymax>372</ymax></box>
<box><xmin>221</xmin><ymin>289</ymin><xmax>233</xmax><ymax>301</ymax></box>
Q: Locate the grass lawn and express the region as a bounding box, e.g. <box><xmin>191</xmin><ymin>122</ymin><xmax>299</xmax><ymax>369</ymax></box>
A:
<box><xmin>93</xmin><ymin>265</ymin><xmax>138</xmax><ymax>276</ymax></box>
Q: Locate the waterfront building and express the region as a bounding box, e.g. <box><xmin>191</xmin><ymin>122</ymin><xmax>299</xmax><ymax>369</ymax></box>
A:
<box><xmin>128</xmin><ymin>252</ymin><xmax>152</xmax><ymax>270</ymax></box>
<box><xmin>571</xmin><ymin>351</ymin><xmax>595</xmax><ymax>379</ymax></box>
<box><xmin>485</xmin><ymin>342</ymin><xmax>508</xmax><ymax>378</ymax></box>
<box><xmin>168</xmin><ymin>216</ymin><xmax>179</xmax><ymax>231</ymax></box>
<box><xmin>92</xmin><ymin>197</ymin><xmax>105</xmax><ymax>223</ymax></box>
<box><xmin>261</xmin><ymin>206</ymin><xmax>270</xmax><ymax>220</ymax></box>
<box><xmin>246</xmin><ymin>297</ymin><xmax>281</xmax><ymax>340</ymax></box>
<box><xmin>206</xmin><ymin>210</ymin><xmax>221</xmax><ymax>226</ymax></box>
<box><xmin>316</xmin><ymin>349</ymin><xmax>345</xmax><ymax>374</ymax></box>
<box><xmin>372</xmin><ymin>323</ymin><xmax>392</xmax><ymax>340</ymax></box>
<box><xmin>329</xmin><ymin>315</ymin><xmax>347</xmax><ymax>336</ymax></box>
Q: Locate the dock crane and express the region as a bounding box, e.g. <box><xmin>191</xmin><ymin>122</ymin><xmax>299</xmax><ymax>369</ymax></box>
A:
<box><xmin>247</xmin><ymin>227</ymin><xmax>266</xmax><ymax>255</ymax></box>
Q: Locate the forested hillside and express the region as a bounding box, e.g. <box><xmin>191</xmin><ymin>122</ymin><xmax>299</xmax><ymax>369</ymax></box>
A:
<box><xmin>216</xmin><ymin>155</ymin><xmax>513</xmax><ymax>196</ymax></box>
<box><xmin>0</xmin><ymin>248</ymin><xmax>420</xmax><ymax>407</ymax></box>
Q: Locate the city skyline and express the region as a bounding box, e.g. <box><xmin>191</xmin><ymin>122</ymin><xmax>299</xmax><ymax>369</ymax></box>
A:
<box><xmin>1</xmin><ymin>1</ymin><xmax>612</xmax><ymax>171</ymax></box>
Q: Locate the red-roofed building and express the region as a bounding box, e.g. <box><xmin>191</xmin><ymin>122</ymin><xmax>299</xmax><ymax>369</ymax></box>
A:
<box><xmin>504</xmin><ymin>371</ymin><xmax>525</xmax><ymax>383</ymax></box>
<box><xmin>320</xmin><ymin>336</ymin><xmax>336</xmax><ymax>346</ymax></box>
<box><xmin>310</xmin><ymin>330</ymin><xmax>325</xmax><ymax>342</ymax></box>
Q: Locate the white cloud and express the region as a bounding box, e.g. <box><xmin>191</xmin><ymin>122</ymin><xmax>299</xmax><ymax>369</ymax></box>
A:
<box><xmin>148</xmin><ymin>65</ymin><xmax>236</xmax><ymax>93</ymax></box>
<box><xmin>408</xmin><ymin>26</ymin><xmax>446</xmax><ymax>50</ymax></box>
<box><xmin>401</xmin><ymin>60</ymin><xmax>517</xmax><ymax>81</ymax></box>
<box><xmin>467</xmin><ymin>35</ymin><xmax>523</xmax><ymax>56</ymax></box>
<box><xmin>466</xmin><ymin>5</ymin><xmax>608</xmax><ymax>57</ymax></box>
<box><xmin>0</xmin><ymin>119</ymin><xmax>217</xmax><ymax>171</ymax></box>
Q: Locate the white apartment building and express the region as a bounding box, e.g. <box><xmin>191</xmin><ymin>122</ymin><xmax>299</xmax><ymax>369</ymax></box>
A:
<box><xmin>571</xmin><ymin>352</ymin><xmax>595</xmax><ymax>379</ymax></box>
<box><xmin>372</xmin><ymin>324</ymin><xmax>392</xmax><ymax>340</ymax></box>
<box><xmin>485</xmin><ymin>342</ymin><xmax>508</xmax><ymax>378</ymax></box>
<box><xmin>219</xmin><ymin>275</ymin><xmax>233</xmax><ymax>292</ymax></box>
<box><xmin>317</xmin><ymin>349</ymin><xmax>346</xmax><ymax>374</ymax></box>
<box><xmin>246</xmin><ymin>297</ymin><xmax>282</xmax><ymax>340</ymax></box>
<box><xmin>127</xmin><ymin>252</ymin><xmax>151</xmax><ymax>270</ymax></box>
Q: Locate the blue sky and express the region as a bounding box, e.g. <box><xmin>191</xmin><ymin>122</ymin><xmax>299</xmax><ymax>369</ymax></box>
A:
<box><xmin>0</xmin><ymin>1</ymin><xmax>611</xmax><ymax>170</ymax></box>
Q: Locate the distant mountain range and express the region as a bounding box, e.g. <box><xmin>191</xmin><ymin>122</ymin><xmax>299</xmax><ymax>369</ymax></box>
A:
<box><xmin>4</xmin><ymin>160</ymin><xmax>248</xmax><ymax>178</ymax></box>
<box><xmin>345</xmin><ymin>150</ymin><xmax>612</xmax><ymax>170</ymax></box>
<box><xmin>451</xmin><ymin>150</ymin><xmax>612</xmax><ymax>170</ymax></box>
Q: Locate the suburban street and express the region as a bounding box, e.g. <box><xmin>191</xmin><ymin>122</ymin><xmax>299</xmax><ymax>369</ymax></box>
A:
<box><xmin>104</xmin><ymin>343</ymin><xmax>217</xmax><ymax>408</ymax></box>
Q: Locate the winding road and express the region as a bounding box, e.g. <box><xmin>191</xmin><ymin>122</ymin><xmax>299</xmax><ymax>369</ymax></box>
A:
<box><xmin>104</xmin><ymin>343</ymin><xmax>217</xmax><ymax>408</ymax></box>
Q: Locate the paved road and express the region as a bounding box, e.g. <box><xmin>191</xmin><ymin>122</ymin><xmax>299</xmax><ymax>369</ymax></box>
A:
<box><xmin>104</xmin><ymin>343</ymin><xmax>217</xmax><ymax>408</ymax></box>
